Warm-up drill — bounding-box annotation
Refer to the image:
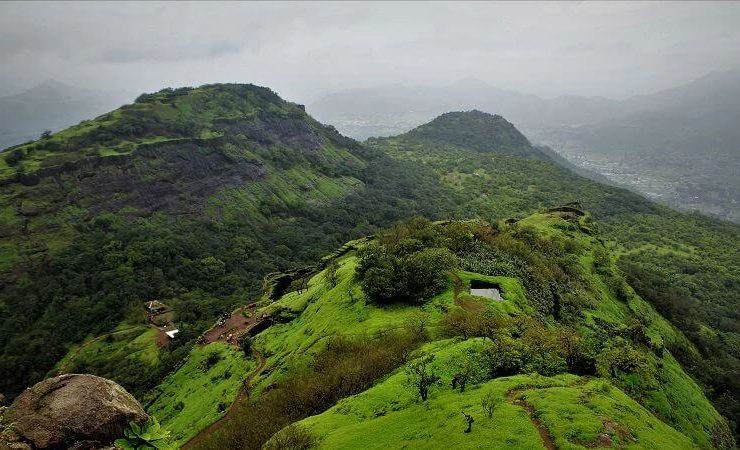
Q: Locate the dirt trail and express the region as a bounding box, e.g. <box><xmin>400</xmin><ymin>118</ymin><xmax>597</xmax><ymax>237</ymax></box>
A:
<box><xmin>508</xmin><ymin>391</ymin><xmax>557</xmax><ymax>450</ymax></box>
<box><xmin>181</xmin><ymin>350</ymin><xmax>267</xmax><ymax>450</ymax></box>
<box><xmin>505</xmin><ymin>378</ymin><xmax>591</xmax><ymax>450</ymax></box>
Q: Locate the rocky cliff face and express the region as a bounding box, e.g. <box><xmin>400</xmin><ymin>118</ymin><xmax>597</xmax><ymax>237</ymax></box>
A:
<box><xmin>0</xmin><ymin>374</ymin><xmax>147</xmax><ymax>449</ymax></box>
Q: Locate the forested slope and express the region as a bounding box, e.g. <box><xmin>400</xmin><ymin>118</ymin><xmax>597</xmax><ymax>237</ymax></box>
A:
<box><xmin>0</xmin><ymin>84</ymin><xmax>451</xmax><ymax>399</ymax></box>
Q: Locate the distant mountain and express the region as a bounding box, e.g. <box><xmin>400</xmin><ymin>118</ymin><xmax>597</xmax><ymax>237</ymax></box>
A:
<box><xmin>534</xmin><ymin>71</ymin><xmax>740</xmax><ymax>222</ymax></box>
<box><xmin>0</xmin><ymin>79</ymin><xmax>132</xmax><ymax>150</ymax></box>
<box><xmin>405</xmin><ymin>110</ymin><xmax>543</xmax><ymax>158</ymax></box>
<box><xmin>308</xmin><ymin>79</ymin><xmax>624</xmax><ymax>140</ymax></box>
<box><xmin>310</xmin><ymin>72</ymin><xmax>740</xmax><ymax>222</ymax></box>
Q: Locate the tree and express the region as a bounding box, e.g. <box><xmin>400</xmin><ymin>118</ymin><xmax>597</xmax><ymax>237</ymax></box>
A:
<box><xmin>481</xmin><ymin>392</ymin><xmax>497</xmax><ymax>419</ymax></box>
<box><xmin>484</xmin><ymin>334</ymin><xmax>523</xmax><ymax>377</ymax></box>
<box><xmin>596</xmin><ymin>342</ymin><xmax>655</xmax><ymax>384</ymax></box>
<box><xmin>238</xmin><ymin>334</ymin><xmax>253</xmax><ymax>356</ymax></box>
<box><xmin>40</xmin><ymin>130</ymin><xmax>52</xmax><ymax>139</ymax></box>
<box><xmin>325</xmin><ymin>258</ymin><xmax>339</xmax><ymax>287</ymax></box>
<box><xmin>451</xmin><ymin>358</ymin><xmax>474</xmax><ymax>392</ymax></box>
<box><xmin>406</xmin><ymin>354</ymin><xmax>440</xmax><ymax>401</ymax></box>
<box><xmin>358</xmin><ymin>242</ymin><xmax>456</xmax><ymax>305</ymax></box>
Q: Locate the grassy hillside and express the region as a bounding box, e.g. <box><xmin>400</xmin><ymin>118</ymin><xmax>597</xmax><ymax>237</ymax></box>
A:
<box><xmin>292</xmin><ymin>343</ymin><xmax>693</xmax><ymax>449</ymax></box>
<box><xmin>0</xmin><ymin>84</ymin><xmax>451</xmax><ymax>400</ymax></box>
<box><xmin>145</xmin><ymin>342</ymin><xmax>254</xmax><ymax>446</ymax></box>
<box><xmin>370</xmin><ymin>112</ymin><xmax>740</xmax><ymax>435</ymax></box>
<box><xmin>0</xmin><ymin>87</ymin><xmax>735</xmax><ymax>444</ymax></box>
<box><xmin>200</xmin><ymin>214</ymin><xmax>731</xmax><ymax>449</ymax></box>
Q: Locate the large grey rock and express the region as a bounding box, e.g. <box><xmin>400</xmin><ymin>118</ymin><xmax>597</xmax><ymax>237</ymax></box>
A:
<box><xmin>2</xmin><ymin>374</ymin><xmax>147</xmax><ymax>449</ymax></box>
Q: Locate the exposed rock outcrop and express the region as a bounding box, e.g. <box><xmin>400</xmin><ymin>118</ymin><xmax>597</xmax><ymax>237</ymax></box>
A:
<box><xmin>1</xmin><ymin>374</ymin><xmax>147</xmax><ymax>449</ymax></box>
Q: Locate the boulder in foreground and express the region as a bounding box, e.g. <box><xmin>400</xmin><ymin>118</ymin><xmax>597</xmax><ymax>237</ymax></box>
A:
<box><xmin>1</xmin><ymin>374</ymin><xmax>147</xmax><ymax>449</ymax></box>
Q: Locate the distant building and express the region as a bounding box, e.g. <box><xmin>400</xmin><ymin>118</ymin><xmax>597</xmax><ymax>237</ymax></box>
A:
<box><xmin>145</xmin><ymin>300</ymin><xmax>169</xmax><ymax>315</ymax></box>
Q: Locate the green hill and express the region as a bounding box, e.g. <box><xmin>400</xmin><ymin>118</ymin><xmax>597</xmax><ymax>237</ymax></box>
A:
<box><xmin>404</xmin><ymin>110</ymin><xmax>541</xmax><ymax>157</ymax></box>
<box><xmin>197</xmin><ymin>214</ymin><xmax>728</xmax><ymax>449</ymax></box>
<box><xmin>371</xmin><ymin>110</ymin><xmax>740</xmax><ymax>435</ymax></box>
<box><xmin>0</xmin><ymin>84</ymin><xmax>451</xmax><ymax>399</ymax></box>
<box><xmin>0</xmin><ymin>86</ymin><xmax>736</xmax><ymax>445</ymax></box>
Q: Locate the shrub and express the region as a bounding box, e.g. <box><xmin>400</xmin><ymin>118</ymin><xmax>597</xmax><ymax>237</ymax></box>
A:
<box><xmin>264</xmin><ymin>424</ymin><xmax>317</xmax><ymax>450</ymax></box>
<box><xmin>406</xmin><ymin>354</ymin><xmax>441</xmax><ymax>401</ymax></box>
<box><xmin>200</xmin><ymin>352</ymin><xmax>222</xmax><ymax>371</ymax></box>
<box><xmin>481</xmin><ymin>391</ymin><xmax>498</xmax><ymax>419</ymax></box>
<box><xmin>596</xmin><ymin>342</ymin><xmax>655</xmax><ymax>385</ymax></box>
<box><xmin>441</xmin><ymin>297</ymin><xmax>508</xmax><ymax>339</ymax></box>
<box><xmin>325</xmin><ymin>258</ymin><xmax>339</xmax><ymax>287</ymax></box>
<box><xmin>237</xmin><ymin>334</ymin><xmax>253</xmax><ymax>356</ymax></box>
<box><xmin>484</xmin><ymin>334</ymin><xmax>524</xmax><ymax>377</ymax></box>
<box><xmin>4</xmin><ymin>148</ymin><xmax>26</xmax><ymax>166</ymax></box>
<box><xmin>114</xmin><ymin>417</ymin><xmax>174</xmax><ymax>450</ymax></box>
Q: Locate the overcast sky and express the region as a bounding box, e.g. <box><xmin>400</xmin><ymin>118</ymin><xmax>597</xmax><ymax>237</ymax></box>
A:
<box><xmin>1</xmin><ymin>1</ymin><xmax>739</xmax><ymax>102</ymax></box>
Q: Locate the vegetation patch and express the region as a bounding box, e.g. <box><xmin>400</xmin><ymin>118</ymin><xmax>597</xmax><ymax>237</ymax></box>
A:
<box><xmin>145</xmin><ymin>342</ymin><xmax>253</xmax><ymax>446</ymax></box>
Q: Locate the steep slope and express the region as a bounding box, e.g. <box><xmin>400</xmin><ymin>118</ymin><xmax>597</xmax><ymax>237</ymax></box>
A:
<box><xmin>195</xmin><ymin>214</ymin><xmax>730</xmax><ymax>449</ymax></box>
<box><xmin>0</xmin><ymin>83</ymin><xmax>451</xmax><ymax>400</ymax></box>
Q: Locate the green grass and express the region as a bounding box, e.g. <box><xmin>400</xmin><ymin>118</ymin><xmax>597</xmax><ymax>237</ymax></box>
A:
<box><xmin>283</xmin><ymin>339</ymin><xmax>693</xmax><ymax>449</ymax></box>
<box><xmin>53</xmin><ymin>325</ymin><xmax>160</xmax><ymax>375</ymax></box>
<box><xmin>146</xmin><ymin>342</ymin><xmax>254</xmax><ymax>446</ymax></box>
<box><xmin>248</xmin><ymin>215</ymin><xmax>722</xmax><ymax>447</ymax></box>
<box><xmin>252</xmin><ymin>254</ymin><xmax>531</xmax><ymax>391</ymax></box>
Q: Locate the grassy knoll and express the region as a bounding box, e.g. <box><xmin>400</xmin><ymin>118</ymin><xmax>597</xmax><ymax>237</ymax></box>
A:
<box><xmin>286</xmin><ymin>339</ymin><xmax>693</xmax><ymax>449</ymax></box>
<box><xmin>202</xmin><ymin>214</ymin><xmax>726</xmax><ymax>449</ymax></box>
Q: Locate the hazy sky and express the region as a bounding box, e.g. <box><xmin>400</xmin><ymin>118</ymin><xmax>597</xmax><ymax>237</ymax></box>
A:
<box><xmin>1</xmin><ymin>1</ymin><xmax>740</xmax><ymax>102</ymax></box>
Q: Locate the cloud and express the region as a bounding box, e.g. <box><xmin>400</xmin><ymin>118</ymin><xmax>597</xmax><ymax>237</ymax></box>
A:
<box><xmin>0</xmin><ymin>1</ymin><xmax>739</xmax><ymax>101</ymax></box>
<box><xmin>92</xmin><ymin>40</ymin><xmax>246</xmax><ymax>63</ymax></box>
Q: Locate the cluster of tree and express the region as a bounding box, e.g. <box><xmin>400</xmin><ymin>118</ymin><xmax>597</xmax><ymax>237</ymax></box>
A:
<box><xmin>441</xmin><ymin>307</ymin><xmax>597</xmax><ymax>377</ymax></box>
<box><xmin>357</xmin><ymin>240</ymin><xmax>456</xmax><ymax>305</ymax></box>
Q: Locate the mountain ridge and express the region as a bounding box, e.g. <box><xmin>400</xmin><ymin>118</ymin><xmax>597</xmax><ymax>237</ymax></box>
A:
<box><xmin>0</xmin><ymin>82</ymin><xmax>736</xmax><ymax>445</ymax></box>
